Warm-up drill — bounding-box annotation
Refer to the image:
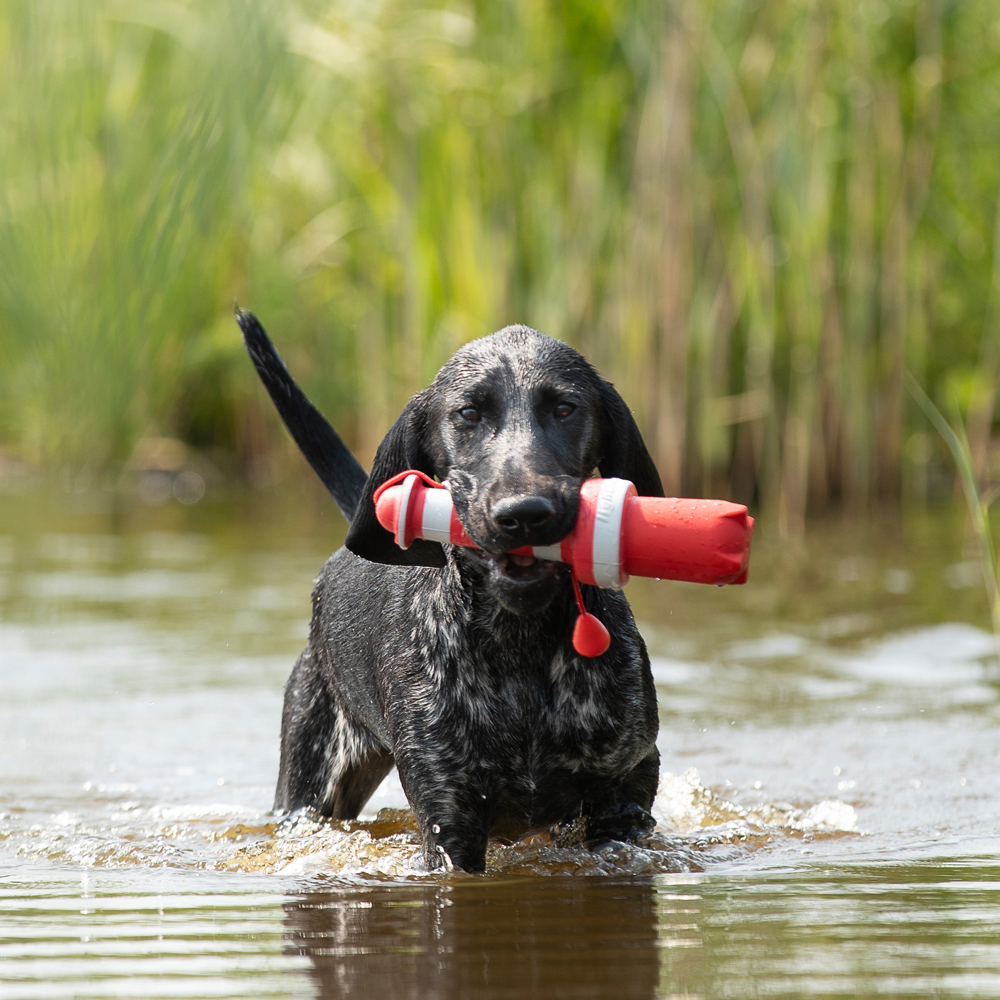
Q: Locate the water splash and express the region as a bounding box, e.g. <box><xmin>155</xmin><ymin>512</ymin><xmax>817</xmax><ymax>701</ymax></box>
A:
<box><xmin>218</xmin><ymin>770</ymin><xmax>858</xmax><ymax>878</ymax></box>
<box><xmin>652</xmin><ymin>767</ymin><xmax>858</xmax><ymax>837</ymax></box>
<box><xmin>5</xmin><ymin>768</ymin><xmax>858</xmax><ymax>877</ymax></box>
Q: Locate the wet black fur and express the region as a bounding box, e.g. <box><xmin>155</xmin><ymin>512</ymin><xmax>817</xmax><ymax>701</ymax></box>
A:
<box><xmin>237</xmin><ymin>309</ymin><xmax>664</xmax><ymax>872</ymax></box>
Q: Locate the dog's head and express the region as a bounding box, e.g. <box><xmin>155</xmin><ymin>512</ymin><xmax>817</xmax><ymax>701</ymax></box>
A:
<box><xmin>346</xmin><ymin>326</ymin><xmax>662</xmax><ymax>613</ymax></box>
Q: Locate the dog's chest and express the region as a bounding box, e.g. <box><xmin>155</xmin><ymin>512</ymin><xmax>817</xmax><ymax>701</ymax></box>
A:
<box><xmin>393</xmin><ymin>581</ymin><xmax>655</xmax><ymax>784</ymax></box>
<box><xmin>419</xmin><ymin>638</ymin><xmax>648</xmax><ymax>774</ymax></box>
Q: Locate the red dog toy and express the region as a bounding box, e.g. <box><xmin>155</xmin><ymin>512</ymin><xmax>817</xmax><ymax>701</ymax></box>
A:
<box><xmin>374</xmin><ymin>471</ymin><xmax>754</xmax><ymax>658</ymax></box>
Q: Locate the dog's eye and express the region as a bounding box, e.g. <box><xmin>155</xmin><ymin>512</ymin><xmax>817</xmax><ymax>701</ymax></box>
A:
<box><xmin>553</xmin><ymin>402</ymin><xmax>575</xmax><ymax>419</ymax></box>
<box><xmin>459</xmin><ymin>406</ymin><xmax>481</xmax><ymax>423</ymax></box>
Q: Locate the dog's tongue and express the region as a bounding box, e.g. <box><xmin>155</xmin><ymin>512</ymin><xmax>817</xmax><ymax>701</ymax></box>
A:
<box><xmin>508</xmin><ymin>553</ymin><xmax>536</xmax><ymax>567</ymax></box>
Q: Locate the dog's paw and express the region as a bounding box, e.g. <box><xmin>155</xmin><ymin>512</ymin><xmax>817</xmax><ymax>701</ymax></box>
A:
<box><xmin>413</xmin><ymin>842</ymin><xmax>457</xmax><ymax>874</ymax></box>
<box><xmin>583</xmin><ymin>802</ymin><xmax>656</xmax><ymax>849</ymax></box>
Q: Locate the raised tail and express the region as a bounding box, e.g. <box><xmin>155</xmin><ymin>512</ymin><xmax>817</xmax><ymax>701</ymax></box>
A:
<box><xmin>236</xmin><ymin>308</ymin><xmax>367</xmax><ymax>523</ymax></box>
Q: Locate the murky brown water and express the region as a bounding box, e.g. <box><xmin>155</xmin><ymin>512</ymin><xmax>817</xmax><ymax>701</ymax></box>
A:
<box><xmin>3</xmin><ymin>484</ymin><xmax>1000</xmax><ymax>998</ymax></box>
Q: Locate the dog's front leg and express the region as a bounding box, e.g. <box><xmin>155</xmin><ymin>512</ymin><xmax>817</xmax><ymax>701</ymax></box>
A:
<box><xmin>423</xmin><ymin>807</ymin><xmax>492</xmax><ymax>873</ymax></box>
<box><xmin>582</xmin><ymin>747</ymin><xmax>660</xmax><ymax>846</ymax></box>
<box><xmin>395</xmin><ymin>757</ymin><xmax>494</xmax><ymax>872</ymax></box>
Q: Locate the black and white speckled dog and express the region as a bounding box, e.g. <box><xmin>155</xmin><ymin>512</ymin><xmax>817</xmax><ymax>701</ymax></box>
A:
<box><xmin>237</xmin><ymin>310</ymin><xmax>663</xmax><ymax>872</ymax></box>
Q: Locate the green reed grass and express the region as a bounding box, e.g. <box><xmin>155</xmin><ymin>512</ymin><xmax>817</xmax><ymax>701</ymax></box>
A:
<box><xmin>907</xmin><ymin>370</ymin><xmax>1000</xmax><ymax>653</ymax></box>
<box><xmin>1</xmin><ymin>0</ymin><xmax>999</xmax><ymax>528</ymax></box>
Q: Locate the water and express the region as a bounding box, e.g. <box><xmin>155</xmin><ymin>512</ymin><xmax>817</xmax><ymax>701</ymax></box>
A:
<box><xmin>2</xmin><ymin>485</ymin><xmax>1000</xmax><ymax>998</ymax></box>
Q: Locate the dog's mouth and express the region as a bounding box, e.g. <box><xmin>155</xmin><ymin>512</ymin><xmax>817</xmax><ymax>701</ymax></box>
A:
<box><xmin>498</xmin><ymin>551</ymin><xmax>563</xmax><ymax>584</ymax></box>
<box><xmin>470</xmin><ymin>549</ymin><xmax>564</xmax><ymax>586</ymax></box>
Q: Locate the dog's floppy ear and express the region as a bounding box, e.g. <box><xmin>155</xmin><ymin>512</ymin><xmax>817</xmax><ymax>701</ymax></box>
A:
<box><xmin>345</xmin><ymin>393</ymin><xmax>447</xmax><ymax>568</ymax></box>
<box><xmin>595</xmin><ymin>379</ymin><xmax>665</xmax><ymax>498</ymax></box>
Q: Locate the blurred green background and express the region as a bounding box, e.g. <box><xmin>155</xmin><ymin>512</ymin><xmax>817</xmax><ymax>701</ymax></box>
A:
<box><xmin>1</xmin><ymin>0</ymin><xmax>999</xmax><ymax>534</ymax></box>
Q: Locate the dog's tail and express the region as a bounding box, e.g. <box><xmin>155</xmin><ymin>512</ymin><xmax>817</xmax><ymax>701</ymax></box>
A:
<box><xmin>236</xmin><ymin>307</ymin><xmax>367</xmax><ymax>523</ymax></box>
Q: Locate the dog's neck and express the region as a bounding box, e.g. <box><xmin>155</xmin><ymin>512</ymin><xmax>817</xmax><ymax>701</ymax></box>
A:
<box><xmin>443</xmin><ymin>548</ymin><xmax>577</xmax><ymax>658</ymax></box>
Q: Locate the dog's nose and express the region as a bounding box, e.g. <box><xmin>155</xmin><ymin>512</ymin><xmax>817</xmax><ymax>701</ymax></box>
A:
<box><xmin>492</xmin><ymin>495</ymin><xmax>556</xmax><ymax>534</ymax></box>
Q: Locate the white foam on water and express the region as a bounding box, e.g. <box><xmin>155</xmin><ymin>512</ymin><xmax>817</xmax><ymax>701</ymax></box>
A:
<box><xmin>9</xmin><ymin>768</ymin><xmax>861</xmax><ymax>878</ymax></box>
<box><xmin>148</xmin><ymin>803</ymin><xmax>256</xmax><ymax>823</ymax></box>
<box><xmin>652</xmin><ymin>768</ymin><xmax>858</xmax><ymax>838</ymax></box>
<box><xmin>798</xmin><ymin>799</ymin><xmax>858</xmax><ymax>831</ymax></box>
<box><xmin>209</xmin><ymin>770</ymin><xmax>859</xmax><ymax>879</ymax></box>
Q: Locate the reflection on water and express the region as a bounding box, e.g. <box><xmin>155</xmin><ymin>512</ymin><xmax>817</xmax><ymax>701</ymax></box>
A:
<box><xmin>6</xmin><ymin>860</ymin><xmax>1000</xmax><ymax>1000</ymax></box>
<box><xmin>3</xmin><ymin>488</ymin><xmax>1000</xmax><ymax>997</ymax></box>
<box><xmin>0</xmin><ymin>866</ymin><xmax>310</xmax><ymax>999</ymax></box>
<box><xmin>280</xmin><ymin>859</ymin><xmax>1000</xmax><ymax>999</ymax></box>
<box><xmin>284</xmin><ymin>878</ymin><xmax>662</xmax><ymax>999</ymax></box>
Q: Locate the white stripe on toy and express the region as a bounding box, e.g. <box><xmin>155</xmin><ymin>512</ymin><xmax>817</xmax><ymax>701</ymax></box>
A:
<box><xmin>395</xmin><ymin>474</ymin><xmax>418</xmax><ymax>549</ymax></box>
<box><xmin>421</xmin><ymin>488</ymin><xmax>454</xmax><ymax>544</ymax></box>
<box><xmin>590</xmin><ymin>477</ymin><xmax>632</xmax><ymax>589</ymax></box>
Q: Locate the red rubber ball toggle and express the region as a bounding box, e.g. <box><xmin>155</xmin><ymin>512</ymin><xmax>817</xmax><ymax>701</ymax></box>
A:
<box><xmin>572</xmin><ymin>612</ymin><xmax>611</xmax><ymax>658</ymax></box>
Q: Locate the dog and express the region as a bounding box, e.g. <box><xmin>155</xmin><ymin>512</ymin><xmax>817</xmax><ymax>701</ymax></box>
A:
<box><xmin>237</xmin><ymin>310</ymin><xmax>663</xmax><ymax>872</ymax></box>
